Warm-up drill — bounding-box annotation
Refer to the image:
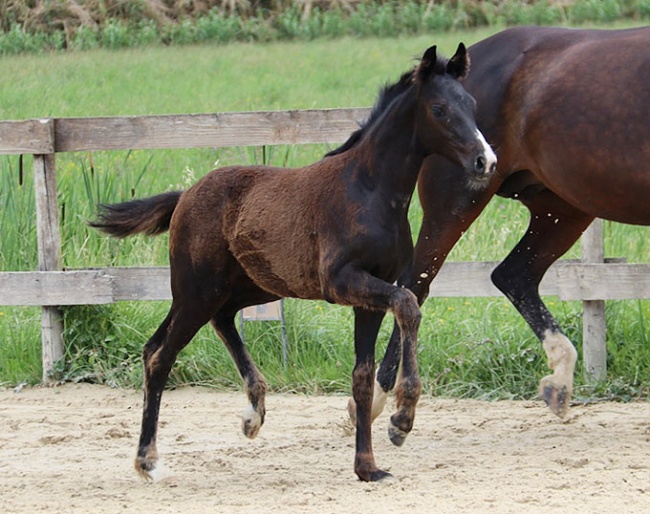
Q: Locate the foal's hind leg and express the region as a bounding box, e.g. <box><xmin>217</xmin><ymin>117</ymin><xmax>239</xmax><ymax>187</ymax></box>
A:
<box><xmin>136</xmin><ymin>302</ymin><xmax>213</xmax><ymax>478</ymax></box>
<box><xmin>211</xmin><ymin>311</ymin><xmax>268</xmax><ymax>439</ymax></box>
<box><xmin>491</xmin><ymin>191</ymin><xmax>593</xmax><ymax>417</ymax></box>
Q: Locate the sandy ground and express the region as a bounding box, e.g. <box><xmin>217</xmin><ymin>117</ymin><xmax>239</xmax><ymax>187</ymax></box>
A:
<box><xmin>1</xmin><ymin>384</ymin><xmax>649</xmax><ymax>514</ymax></box>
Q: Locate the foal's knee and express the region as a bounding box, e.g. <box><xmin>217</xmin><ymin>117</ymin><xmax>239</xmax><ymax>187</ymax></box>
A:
<box><xmin>390</xmin><ymin>288</ymin><xmax>421</xmax><ymax>331</ymax></box>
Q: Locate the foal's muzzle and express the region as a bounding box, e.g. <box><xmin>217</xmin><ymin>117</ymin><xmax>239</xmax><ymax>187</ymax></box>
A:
<box><xmin>471</xmin><ymin>129</ymin><xmax>497</xmax><ymax>178</ymax></box>
<box><xmin>474</xmin><ymin>154</ymin><xmax>497</xmax><ymax>176</ymax></box>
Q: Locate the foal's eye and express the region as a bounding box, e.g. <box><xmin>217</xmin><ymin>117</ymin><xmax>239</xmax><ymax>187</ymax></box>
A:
<box><xmin>431</xmin><ymin>105</ymin><xmax>445</xmax><ymax>118</ymax></box>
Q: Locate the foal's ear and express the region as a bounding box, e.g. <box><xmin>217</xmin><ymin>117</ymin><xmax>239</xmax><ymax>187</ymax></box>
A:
<box><xmin>416</xmin><ymin>45</ymin><xmax>437</xmax><ymax>83</ymax></box>
<box><xmin>446</xmin><ymin>42</ymin><xmax>470</xmax><ymax>79</ymax></box>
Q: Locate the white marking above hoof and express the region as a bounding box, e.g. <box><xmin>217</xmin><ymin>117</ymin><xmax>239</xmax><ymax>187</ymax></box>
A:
<box><xmin>241</xmin><ymin>405</ymin><xmax>262</xmax><ymax>439</ymax></box>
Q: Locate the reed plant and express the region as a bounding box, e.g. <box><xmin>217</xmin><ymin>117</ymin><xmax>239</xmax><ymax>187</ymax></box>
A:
<box><xmin>0</xmin><ymin>30</ymin><xmax>648</xmax><ymax>402</ymax></box>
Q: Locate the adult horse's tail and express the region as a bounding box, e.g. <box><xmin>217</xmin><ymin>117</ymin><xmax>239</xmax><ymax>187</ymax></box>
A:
<box><xmin>89</xmin><ymin>191</ymin><xmax>182</xmax><ymax>238</ymax></box>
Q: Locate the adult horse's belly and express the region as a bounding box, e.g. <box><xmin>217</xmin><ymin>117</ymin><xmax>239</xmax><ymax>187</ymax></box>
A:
<box><xmin>515</xmin><ymin>45</ymin><xmax>650</xmax><ymax>226</ymax></box>
<box><xmin>526</xmin><ymin>131</ymin><xmax>650</xmax><ymax>226</ymax></box>
<box><xmin>551</xmin><ymin>172</ymin><xmax>650</xmax><ymax>226</ymax></box>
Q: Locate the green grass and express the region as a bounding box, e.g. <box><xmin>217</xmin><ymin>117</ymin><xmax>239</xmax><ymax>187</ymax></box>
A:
<box><xmin>1</xmin><ymin>26</ymin><xmax>649</xmax><ymax>401</ymax></box>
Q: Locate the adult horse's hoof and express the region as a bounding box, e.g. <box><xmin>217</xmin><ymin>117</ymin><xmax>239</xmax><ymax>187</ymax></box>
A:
<box><xmin>241</xmin><ymin>405</ymin><xmax>263</xmax><ymax>439</ymax></box>
<box><xmin>539</xmin><ymin>376</ymin><xmax>570</xmax><ymax>418</ymax></box>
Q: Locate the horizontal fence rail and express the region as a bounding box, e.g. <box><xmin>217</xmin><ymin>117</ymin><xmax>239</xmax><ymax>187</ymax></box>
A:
<box><xmin>1</xmin><ymin>110</ymin><xmax>649</xmax><ymax>382</ymax></box>
<box><xmin>2</xmin><ymin>260</ymin><xmax>650</xmax><ymax>307</ymax></box>
<box><xmin>0</xmin><ymin>109</ymin><xmax>370</xmax><ymax>154</ymax></box>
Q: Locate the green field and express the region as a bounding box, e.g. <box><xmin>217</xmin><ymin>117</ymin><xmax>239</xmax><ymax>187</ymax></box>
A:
<box><xmin>1</xmin><ymin>24</ymin><xmax>648</xmax><ymax>401</ymax></box>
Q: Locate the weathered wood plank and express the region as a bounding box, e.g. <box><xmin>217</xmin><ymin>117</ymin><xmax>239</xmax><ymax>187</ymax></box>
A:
<box><xmin>107</xmin><ymin>267</ymin><xmax>171</xmax><ymax>301</ymax></box>
<box><xmin>0</xmin><ymin>271</ymin><xmax>114</xmax><ymax>306</ymax></box>
<box><xmin>0</xmin><ymin>119</ymin><xmax>54</xmax><ymax>154</ymax></box>
<box><xmin>427</xmin><ymin>261</ymin><xmax>502</xmax><ymax>297</ymax></box>
<box><xmin>556</xmin><ymin>263</ymin><xmax>650</xmax><ymax>301</ymax></box>
<box><xmin>580</xmin><ymin>220</ymin><xmax>607</xmax><ymax>382</ymax></box>
<box><xmin>427</xmin><ymin>261</ymin><xmax>564</xmax><ymax>297</ymax></box>
<box><xmin>4</xmin><ymin>261</ymin><xmax>648</xmax><ymax>307</ymax></box>
<box><xmin>33</xmin><ymin>153</ymin><xmax>64</xmax><ymax>382</ymax></box>
<box><xmin>54</xmin><ymin>109</ymin><xmax>371</xmax><ymax>152</ymax></box>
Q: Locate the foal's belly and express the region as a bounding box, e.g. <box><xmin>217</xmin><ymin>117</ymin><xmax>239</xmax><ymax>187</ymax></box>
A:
<box><xmin>230</xmin><ymin>235</ymin><xmax>325</xmax><ymax>300</ymax></box>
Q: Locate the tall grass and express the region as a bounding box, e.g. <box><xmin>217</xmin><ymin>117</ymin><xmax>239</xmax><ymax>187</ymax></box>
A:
<box><xmin>1</xmin><ymin>28</ymin><xmax>648</xmax><ymax>401</ymax></box>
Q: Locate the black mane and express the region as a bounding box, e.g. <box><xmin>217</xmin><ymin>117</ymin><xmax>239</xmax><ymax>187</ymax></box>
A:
<box><xmin>325</xmin><ymin>69</ymin><xmax>415</xmax><ymax>157</ymax></box>
<box><xmin>325</xmin><ymin>52</ymin><xmax>453</xmax><ymax>158</ymax></box>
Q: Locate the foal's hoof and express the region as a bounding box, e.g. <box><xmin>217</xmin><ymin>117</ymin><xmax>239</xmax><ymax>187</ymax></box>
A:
<box><xmin>369</xmin><ymin>469</ymin><xmax>394</xmax><ymax>482</ymax></box>
<box><xmin>134</xmin><ymin>456</ymin><xmax>155</xmax><ymax>481</ymax></box>
<box><xmin>388</xmin><ymin>412</ymin><xmax>412</xmax><ymax>447</ymax></box>
<box><xmin>357</xmin><ymin>468</ymin><xmax>394</xmax><ymax>482</ymax></box>
<box><xmin>388</xmin><ymin>423</ymin><xmax>409</xmax><ymax>447</ymax></box>
<box><xmin>539</xmin><ymin>376</ymin><xmax>570</xmax><ymax>418</ymax></box>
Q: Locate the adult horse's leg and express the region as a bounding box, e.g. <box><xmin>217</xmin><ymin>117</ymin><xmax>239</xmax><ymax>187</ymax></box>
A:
<box><xmin>136</xmin><ymin>300</ymin><xmax>214</xmax><ymax>478</ymax></box>
<box><xmin>211</xmin><ymin>310</ymin><xmax>269</xmax><ymax>439</ymax></box>
<box><xmin>490</xmin><ymin>190</ymin><xmax>594</xmax><ymax>417</ymax></box>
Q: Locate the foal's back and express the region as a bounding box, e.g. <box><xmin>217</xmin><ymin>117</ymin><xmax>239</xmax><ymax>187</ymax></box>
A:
<box><xmin>169</xmin><ymin>153</ymin><xmax>354</xmax><ymax>300</ymax></box>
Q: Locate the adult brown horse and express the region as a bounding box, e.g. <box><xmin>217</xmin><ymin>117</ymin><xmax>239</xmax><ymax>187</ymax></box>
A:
<box><xmin>332</xmin><ymin>25</ymin><xmax>650</xmax><ymax>422</ymax></box>
<box><xmin>91</xmin><ymin>44</ymin><xmax>496</xmax><ymax>482</ymax></box>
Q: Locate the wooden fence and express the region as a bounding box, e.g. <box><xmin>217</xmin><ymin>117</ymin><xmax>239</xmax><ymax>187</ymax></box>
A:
<box><xmin>1</xmin><ymin>110</ymin><xmax>649</xmax><ymax>383</ymax></box>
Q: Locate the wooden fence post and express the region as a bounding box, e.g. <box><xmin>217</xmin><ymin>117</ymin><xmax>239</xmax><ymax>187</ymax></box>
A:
<box><xmin>33</xmin><ymin>152</ymin><xmax>64</xmax><ymax>382</ymax></box>
<box><xmin>581</xmin><ymin>218</ymin><xmax>607</xmax><ymax>383</ymax></box>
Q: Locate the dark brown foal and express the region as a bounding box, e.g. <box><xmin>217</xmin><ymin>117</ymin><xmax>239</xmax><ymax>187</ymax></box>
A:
<box><xmin>91</xmin><ymin>43</ymin><xmax>495</xmax><ymax>482</ymax></box>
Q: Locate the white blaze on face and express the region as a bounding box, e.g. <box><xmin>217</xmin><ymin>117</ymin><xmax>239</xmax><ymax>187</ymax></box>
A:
<box><xmin>476</xmin><ymin>128</ymin><xmax>497</xmax><ymax>171</ymax></box>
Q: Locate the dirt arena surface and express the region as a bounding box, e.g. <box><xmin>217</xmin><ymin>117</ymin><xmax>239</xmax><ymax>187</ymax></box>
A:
<box><xmin>1</xmin><ymin>383</ymin><xmax>648</xmax><ymax>513</ymax></box>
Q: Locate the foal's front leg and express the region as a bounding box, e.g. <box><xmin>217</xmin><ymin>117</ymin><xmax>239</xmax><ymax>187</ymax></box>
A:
<box><xmin>352</xmin><ymin>308</ymin><xmax>390</xmax><ymax>481</ymax></box>
<box><xmin>325</xmin><ymin>269</ymin><xmax>422</xmax><ymax>481</ymax></box>
<box><xmin>386</xmin><ymin>288</ymin><xmax>422</xmax><ymax>448</ymax></box>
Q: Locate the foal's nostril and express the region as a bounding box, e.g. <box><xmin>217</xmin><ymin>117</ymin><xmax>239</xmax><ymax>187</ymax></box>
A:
<box><xmin>475</xmin><ymin>155</ymin><xmax>487</xmax><ymax>174</ymax></box>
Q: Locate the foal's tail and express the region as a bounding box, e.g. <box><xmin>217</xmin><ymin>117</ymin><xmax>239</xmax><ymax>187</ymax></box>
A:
<box><xmin>89</xmin><ymin>191</ymin><xmax>183</xmax><ymax>238</ymax></box>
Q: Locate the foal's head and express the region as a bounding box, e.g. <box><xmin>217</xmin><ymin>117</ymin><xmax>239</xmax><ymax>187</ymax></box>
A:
<box><xmin>413</xmin><ymin>43</ymin><xmax>496</xmax><ymax>181</ymax></box>
<box><xmin>328</xmin><ymin>44</ymin><xmax>496</xmax><ymax>185</ymax></box>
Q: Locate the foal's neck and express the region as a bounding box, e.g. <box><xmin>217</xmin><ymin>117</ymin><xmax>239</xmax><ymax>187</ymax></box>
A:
<box><xmin>357</xmin><ymin>91</ymin><xmax>424</xmax><ymax>204</ymax></box>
